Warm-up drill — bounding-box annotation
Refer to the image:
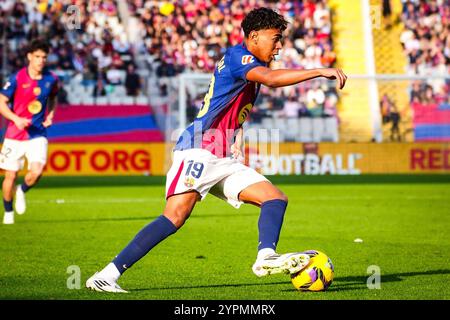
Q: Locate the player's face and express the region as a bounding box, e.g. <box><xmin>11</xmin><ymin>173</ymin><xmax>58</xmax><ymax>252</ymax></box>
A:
<box><xmin>27</xmin><ymin>50</ymin><xmax>48</xmax><ymax>73</ymax></box>
<box><xmin>255</xmin><ymin>28</ymin><xmax>283</xmax><ymax>63</ymax></box>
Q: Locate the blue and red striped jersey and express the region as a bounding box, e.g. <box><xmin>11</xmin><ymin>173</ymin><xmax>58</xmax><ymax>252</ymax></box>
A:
<box><xmin>174</xmin><ymin>43</ymin><xmax>266</xmax><ymax>157</ymax></box>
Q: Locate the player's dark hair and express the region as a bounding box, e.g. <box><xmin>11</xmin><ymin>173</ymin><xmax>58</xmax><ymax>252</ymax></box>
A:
<box><xmin>241</xmin><ymin>8</ymin><xmax>288</xmax><ymax>37</ymax></box>
<box><xmin>27</xmin><ymin>39</ymin><xmax>50</xmax><ymax>54</ymax></box>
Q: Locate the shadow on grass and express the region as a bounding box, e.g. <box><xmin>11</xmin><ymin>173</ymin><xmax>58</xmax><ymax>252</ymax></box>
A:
<box><xmin>129</xmin><ymin>269</ymin><xmax>450</xmax><ymax>293</ymax></box>
<box><xmin>325</xmin><ymin>269</ymin><xmax>450</xmax><ymax>292</ymax></box>
<box><xmin>129</xmin><ymin>281</ymin><xmax>289</xmax><ymax>292</ymax></box>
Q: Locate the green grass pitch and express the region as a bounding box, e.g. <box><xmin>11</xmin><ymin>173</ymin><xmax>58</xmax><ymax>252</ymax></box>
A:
<box><xmin>0</xmin><ymin>175</ymin><xmax>449</xmax><ymax>300</ymax></box>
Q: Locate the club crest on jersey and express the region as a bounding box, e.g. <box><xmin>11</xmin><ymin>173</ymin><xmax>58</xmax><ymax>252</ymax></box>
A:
<box><xmin>184</xmin><ymin>176</ymin><xmax>195</xmax><ymax>188</ymax></box>
<box><xmin>33</xmin><ymin>87</ymin><xmax>41</xmax><ymax>96</ymax></box>
<box><xmin>241</xmin><ymin>55</ymin><xmax>254</xmax><ymax>65</ymax></box>
<box><xmin>28</xmin><ymin>100</ymin><xmax>42</xmax><ymax>114</ymax></box>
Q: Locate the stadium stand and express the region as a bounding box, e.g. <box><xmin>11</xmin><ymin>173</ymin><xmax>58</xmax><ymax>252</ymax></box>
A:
<box><xmin>372</xmin><ymin>0</ymin><xmax>413</xmax><ymax>142</ymax></box>
<box><xmin>0</xmin><ymin>0</ymin><xmax>146</xmax><ymax>106</ymax></box>
<box><xmin>128</xmin><ymin>0</ymin><xmax>341</xmax><ymax>142</ymax></box>
<box><xmin>327</xmin><ymin>0</ymin><xmax>374</xmax><ymax>142</ymax></box>
<box><xmin>399</xmin><ymin>0</ymin><xmax>450</xmax><ymax>141</ymax></box>
<box><xmin>1</xmin><ymin>0</ymin><xmax>344</xmax><ymax>142</ymax></box>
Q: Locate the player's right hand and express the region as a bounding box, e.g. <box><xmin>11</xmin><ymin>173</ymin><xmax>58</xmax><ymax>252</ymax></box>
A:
<box><xmin>230</xmin><ymin>143</ymin><xmax>244</xmax><ymax>163</ymax></box>
<box><xmin>320</xmin><ymin>68</ymin><xmax>347</xmax><ymax>89</ymax></box>
<box><xmin>14</xmin><ymin>117</ymin><xmax>31</xmax><ymax>130</ymax></box>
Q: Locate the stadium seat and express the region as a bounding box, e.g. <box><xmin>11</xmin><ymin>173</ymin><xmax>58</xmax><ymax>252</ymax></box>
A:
<box><xmin>323</xmin><ymin>117</ymin><xmax>339</xmax><ymax>142</ymax></box>
<box><xmin>312</xmin><ymin>118</ymin><xmax>325</xmax><ymax>142</ymax></box>
<box><xmin>299</xmin><ymin>118</ymin><xmax>313</xmax><ymax>142</ymax></box>
<box><xmin>122</xmin><ymin>96</ymin><xmax>136</xmax><ymax>105</ymax></box>
<box><xmin>285</xmin><ymin>118</ymin><xmax>300</xmax><ymax>141</ymax></box>
<box><xmin>261</xmin><ymin>117</ymin><xmax>274</xmax><ymax>129</ymax></box>
<box><xmin>80</xmin><ymin>96</ymin><xmax>95</xmax><ymax>105</ymax></box>
<box><xmin>95</xmin><ymin>96</ymin><xmax>109</xmax><ymax>105</ymax></box>
<box><xmin>136</xmin><ymin>95</ymin><xmax>149</xmax><ymax>105</ymax></box>
<box><xmin>68</xmin><ymin>95</ymin><xmax>82</xmax><ymax>105</ymax></box>
<box><xmin>273</xmin><ymin>118</ymin><xmax>287</xmax><ymax>138</ymax></box>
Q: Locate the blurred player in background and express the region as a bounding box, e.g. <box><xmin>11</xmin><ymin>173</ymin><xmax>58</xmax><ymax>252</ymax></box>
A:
<box><xmin>87</xmin><ymin>8</ymin><xmax>347</xmax><ymax>293</ymax></box>
<box><xmin>0</xmin><ymin>39</ymin><xmax>59</xmax><ymax>225</ymax></box>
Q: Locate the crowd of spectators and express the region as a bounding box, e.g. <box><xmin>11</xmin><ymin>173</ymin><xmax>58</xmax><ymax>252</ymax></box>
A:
<box><xmin>127</xmin><ymin>0</ymin><xmax>339</xmax><ymax>122</ymax></box>
<box><xmin>400</xmin><ymin>0</ymin><xmax>450</xmax><ymax>107</ymax></box>
<box><xmin>1</xmin><ymin>0</ymin><xmax>339</xmax><ymax>122</ymax></box>
<box><xmin>0</xmin><ymin>0</ymin><xmax>141</xmax><ymax>103</ymax></box>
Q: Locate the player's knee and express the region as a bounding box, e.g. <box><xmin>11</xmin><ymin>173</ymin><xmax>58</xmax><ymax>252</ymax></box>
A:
<box><xmin>4</xmin><ymin>171</ymin><xmax>18</xmax><ymax>182</ymax></box>
<box><xmin>278</xmin><ymin>193</ymin><xmax>288</xmax><ymax>203</ymax></box>
<box><xmin>30</xmin><ymin>168</ymin><xmax>44</xmax><ymax>177</ymax></box>
<box><xmin>265</xmin><ymin>189</ymin><xmax>288</xmax><ymax>203</ymax></box>
<box><xmin>164</xmin><ymin>207</ymin><xmax>191</xmax><ymax>229</ymax></box>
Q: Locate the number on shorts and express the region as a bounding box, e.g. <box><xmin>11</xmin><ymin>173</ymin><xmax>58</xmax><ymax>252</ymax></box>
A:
<box><xmin>1</xmin><ymin>147</ymin><xmax>12</xmax><ymax>158</ymax></box>
<box><xmin>185</xmin><ymin>160</ymin><xmax>204</xmax><ymax>179</ymax></box>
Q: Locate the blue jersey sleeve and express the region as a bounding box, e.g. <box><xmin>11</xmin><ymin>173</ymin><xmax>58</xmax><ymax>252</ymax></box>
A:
<box><xmin>0</xmin><ymin>73</ymin><xmax>18</xmax><ymax>101</ymax></box>
<box><xmin>229</xmin><ymin>50</ymin><xmax>265</xmax><ymax>81</ymax></box>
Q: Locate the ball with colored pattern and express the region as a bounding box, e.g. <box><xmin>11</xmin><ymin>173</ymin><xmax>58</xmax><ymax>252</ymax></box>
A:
<box><xmin>291</xmin><ymin>250</ymin><xmax>334</xmax><ymax>291</ymax></box>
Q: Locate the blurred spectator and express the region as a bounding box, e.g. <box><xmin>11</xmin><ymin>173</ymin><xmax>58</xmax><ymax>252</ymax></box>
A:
<box><xmin>380</xmin><ymin>93</ymin><xmax>393</xmax><ymax>124</ymax></box>
<box><xmin>125</xmin><ymin>64</ymin><xmax>141</xmax><ymax>96</ymax></box>
<box><xmin>382</xmin><ymin>0</ymin><xmax>393</xmax><ymax>29</ymax></box>
<box><xmin>306</xmin><ymin>82</ymin><xmax>325</xmax><ymax>117</ymax></box>
<box><xmin>283</xmin><ymin>95</ymin><xmax>302</xmax><ymax>118</ymax></box>
<box><xmin>390</xmin><ymin>105</ymin><xmax>401</xmax><ymax>141</ymax></box>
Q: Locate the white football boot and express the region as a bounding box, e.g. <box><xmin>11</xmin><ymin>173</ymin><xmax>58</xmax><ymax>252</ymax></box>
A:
<box><xmin>252</xmin><ymin>252</ymin><xmax>311</xmax><ymax>277</ymax></box>
<box><xmin>86</xmin><ymin>272</ymin><xmax>128</xmax><ymax>293</ymax></box>
<box><xmin>15</xmin><ymin>186</ymin><xmax>26</xmax><ymax>215</ymax></box>
<box><xmin>3</xmin><ymin>211</ymin><xmax>14</xmax><ymax>225</ymax></box>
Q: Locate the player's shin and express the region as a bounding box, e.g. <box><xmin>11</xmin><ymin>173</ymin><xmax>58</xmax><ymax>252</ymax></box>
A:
<box><xmin>257</xmin><ymin>199</ymin><xmax>287</xmax><ymax>256</ymax></box>
<box><xmin>20</xmin><ymin>181</ymin><xmax>33</xmax><ymax>193</ymax></box>
<box><xmin>3</xmin><ymin>198</ymin><xmax>13</xmax><ymax>212</ymax></box>
<box><xmin>110</xmin><ymin>215</ymin><xmax>178</xmax><ymax>276</ymax></box>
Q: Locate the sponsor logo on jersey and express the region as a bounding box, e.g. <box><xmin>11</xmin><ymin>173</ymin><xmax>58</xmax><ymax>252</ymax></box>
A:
<box><xmin>33</xmin><ymin>87</ymin><xmax>41</xmax><ymax>96</ymax></box>
<box><xmin>238</xmin><ymin>103</ymin><xmax>253</xmax><ymax>125</ymax></box>
<box><xmin>28</xmin><ymin>100</ymin><xmax>42</xmax><ymax>114</ymax></box>
<box><xmin>22</xmin><ymin>83</ymin><xmax>30</xmax><ymax>89</ymax></box>
<box><xmin>241</xmin><ymin>55</ymin><xmax>254</xmax><ymax>65</ymax></box>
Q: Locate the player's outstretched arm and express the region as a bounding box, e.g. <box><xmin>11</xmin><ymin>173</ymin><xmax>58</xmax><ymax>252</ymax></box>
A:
<box><xmin>0</xmin><ymin>93</ymin><xmax>31</xmax><ymax>130</ymax></box>
<box><xmin>247</xmin><ymin>67</ymin><xmax>347</xmax><ymax>89</ymax></box>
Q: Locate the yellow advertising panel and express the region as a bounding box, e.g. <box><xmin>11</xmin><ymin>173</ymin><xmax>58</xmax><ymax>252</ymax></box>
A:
<box><xmin>2</xmin><ymin>142</ymin><xmax>449</xmax><ymax>176</ymax></box>
<box><xmin>44</xmin><ymin>143</ymin><xmax>167</xmax><ymax>176</ymax></box>
<box><xmin>247</xmin><ymin>142</ymin><xmax>450</xmax><ymax>175</ymax></box>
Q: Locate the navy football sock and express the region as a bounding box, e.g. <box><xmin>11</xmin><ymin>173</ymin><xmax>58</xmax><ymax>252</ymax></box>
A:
<box><xmin>258</xmin><ymin>199</ymin><xmax>287</xmax><ymax>252</ymax></box>
<box><xmin>3</xmin><ymin>199</ymin><xmax>13</xmax><ymax>212</ymax></box>
<box><xmin>21</xmin><ymin>182</ymin><xmax>32</xmax><ymax>193</ymax></box>
<box><xmin>112</xmin><ymin>215</ymin><xmax>177</xmax><ymax>274</ymax></box>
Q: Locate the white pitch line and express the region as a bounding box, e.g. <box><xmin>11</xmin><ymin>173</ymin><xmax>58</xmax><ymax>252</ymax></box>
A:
<box><xmin>27</xmin><ymin>198</ymin><xmax>162</xmax><ymax>204</ymax></box>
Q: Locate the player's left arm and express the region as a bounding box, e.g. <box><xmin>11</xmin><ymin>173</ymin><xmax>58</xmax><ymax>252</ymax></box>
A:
<box><xmin>43</xmin><ymin>95</ymin><xmax>57</xmax><ymax>128</ymax></box>
<box><xmin>43</xmin><ymin>78</ymin><xmax>59</xmax><ymax>128</ymax></box>
<box><xmin>246</xmin><ymin>67</ymin><xmax>347</xmax><ymax>89</ymax></box>
<box><xmin>230</xmin><ymin>127</ymin><xmax>244</xmax><ymax>161</ymax></box>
